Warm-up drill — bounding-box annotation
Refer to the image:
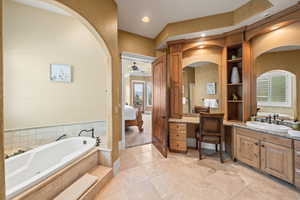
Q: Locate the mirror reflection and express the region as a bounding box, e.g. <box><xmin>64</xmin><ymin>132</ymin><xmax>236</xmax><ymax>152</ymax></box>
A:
<box><xmin>257</xmin><ymin>70</ymin><xmax>296</xmax><ymax>120</ymax></box>
<box><xmin>182</xmin><ymin>61</ymin><xmax>220</xmax><ymax>115</ymax></box>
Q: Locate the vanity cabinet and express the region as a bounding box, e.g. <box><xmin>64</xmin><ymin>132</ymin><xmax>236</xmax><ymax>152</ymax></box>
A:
<box><xmin>294</xmin><ymin>140</ymin><xmax>300</xmax><ymax>188</ymax></box>
<box><xmin>169</xmin><ymin>123</ymin><xmax>187</xmax><ymax>152</ymax></box>
<box><xmin>236</xmin><ymin>134</ymin><xmax>260</xmax><ymax>168</ymax></box>
<box><xmin>260</xmin><ymin>141</ymin><xmax>293</xmax><ymax>183</ymax></box>
<box><xmin>235</xmin><ymin>127</ymin><xmax>293</xmax><ymax>183</ymax></box>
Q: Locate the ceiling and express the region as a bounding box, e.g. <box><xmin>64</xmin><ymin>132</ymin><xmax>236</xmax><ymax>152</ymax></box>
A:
<box><xmin>116</xmin><ymin>0</ymin><xmax>299</xmax><ymax>40</ymax></box>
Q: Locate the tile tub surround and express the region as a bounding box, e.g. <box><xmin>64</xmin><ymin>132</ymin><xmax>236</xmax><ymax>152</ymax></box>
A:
<box><xmin>4</xmin><ymin>121</ymin><xmax>107</xmax><ymax>155</ymax></box>
<box><xmin>14</xmin><ymin>149</ymin><xmax>99</xmax><ymax>200</ymax></box>
<box><xmin>233</xmin><ymin>123</ymin><xmax>300</xmax><ymax>141</ymax></box>
<box><xmin>96</xmin><ymin>144</ymin><xmax>300</xmax><ymax>200</ymax></box>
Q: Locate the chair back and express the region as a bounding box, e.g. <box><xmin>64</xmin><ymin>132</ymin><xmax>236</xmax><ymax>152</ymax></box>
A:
<box><xmin>194</xmin><ymin>106</ymin><xmax>210</xmax><ymax>114</ymax></box>
<box><xmin>199</xmin><ymin>113</ymin><xmax>224</xmax><ymax>137</ymax></box>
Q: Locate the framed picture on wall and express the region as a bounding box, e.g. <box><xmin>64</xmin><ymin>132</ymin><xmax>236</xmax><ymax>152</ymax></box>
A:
<box><xmin>207</xmin><ymin>82</ymin><xmax>216</xmax><ymax>95</ymax></box>
<box><xmin>50</xmin><ymin>64</ymin><xmax>72</xmax><ymax>83</ymax></box>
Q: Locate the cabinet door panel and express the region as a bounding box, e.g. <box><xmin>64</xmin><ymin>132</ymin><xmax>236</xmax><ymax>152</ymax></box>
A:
<box><xmin>261</xmin><ymin>142</ymin><xmax>293</xmax><ymax>183</ymax></box>
<box><xmin>236</xmin><ymin>134</ymin><xmax>260</xmax><ymax>168</ymax></box>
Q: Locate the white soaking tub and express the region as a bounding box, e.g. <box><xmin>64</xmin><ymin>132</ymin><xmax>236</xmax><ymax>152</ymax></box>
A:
<box><xmin>5</xmin><ymin>137</ymin><xmax>96</xmax><ymax>200</ymax></box>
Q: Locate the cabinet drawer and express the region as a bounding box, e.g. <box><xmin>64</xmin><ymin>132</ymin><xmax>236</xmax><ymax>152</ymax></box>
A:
<box><xmin>235</xmin><ymin>127</ymin><xmax>292</xmax><ymax>148</ymax></box>
<box><xmin>295</xmin><ymin>140</ymin><xmax>300</xmax><ymax>151</ymax></box>
<box><xmin>169</xmin><ymin>123</ymin><xmax>186</xmax><ymax>131</ymax></box>
<box><xmin>261</xmin><ymin>134</ymin><xmax>292</xmax><ymax>148</ymax></box>
<box><xmin>170</xmin><ymin>139</ymin><xmax>187</xmax><ymax>151</ymax></box>
<box><xmin>235</xmin><ymin>128</ymin><xmax>262</xmax><ymax>140</ymax></box>
<box><xmin>295</xmin><ymin>169</ymin><xmax>300</xmax><ymax>187</ymax></box>
<box><xmin>169</xmin><ymin>130</ymin><xmax>186</xmax><ymax>140</ymax></box>
<box><xmin>295</xmin><ymin>151</ymin><xmax>300</xmax><ymax>169</ymax></box>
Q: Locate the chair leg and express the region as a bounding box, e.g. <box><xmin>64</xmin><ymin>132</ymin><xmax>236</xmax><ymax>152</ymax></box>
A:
<box><xmin>219</xmin><ymin>141</ymin><xmax>224</xmax><ymax>163</ymax></box>
<box><xmin>215</xmin><ymin>144</ymin><xmax>218</xmax><ymax>152</ymax></box>
<box><xmin>199</xmin><ymin>141</ymin><xmax>202</xmax><ymax>160</ymax></box>
<box><xmin>195</xmin><ymin>137</ymin><xmax>198</xmax><ymax>150</ymax></box>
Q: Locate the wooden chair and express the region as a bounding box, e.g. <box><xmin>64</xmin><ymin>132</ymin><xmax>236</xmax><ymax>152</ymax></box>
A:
<box><xmin>194</xmin><ymin>106</ymin><xmax>210</xmax><ymax>114</ymax></box>
<box><xmin>196</xmin><ymin>113</ymin><xmax>225</xmax><ymax>163</ymax></box>
<box><xmin>194</xmin><ymin>106</ymin><xmax>210</xmax><ymax>150</ymax></box>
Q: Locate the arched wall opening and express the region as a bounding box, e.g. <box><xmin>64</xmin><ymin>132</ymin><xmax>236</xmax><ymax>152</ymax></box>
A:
<box><xmin>3</xmin><ymin>0</ymin><xmax>113</xmax><ymax>154</ymax></box>
<box><xmin>253</xmin><ymin>45</ymin><xmax>300</xmax><ymax>119</ymax></box>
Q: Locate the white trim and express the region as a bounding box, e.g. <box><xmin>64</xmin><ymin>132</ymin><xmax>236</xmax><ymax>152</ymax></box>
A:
<box><xmin>5</xmin><ymin>120</ymin><xmax>105</xmax><ymax>132</ymax></box>
<box><xmin>113</xmin><ymin>158</ymin><xmax>121</xmax><ymax>175</ymax></box>
<box><xmin>121</xmin><ymin>52</ymin><xmax>156</xmax><ymax>63</ymax></box>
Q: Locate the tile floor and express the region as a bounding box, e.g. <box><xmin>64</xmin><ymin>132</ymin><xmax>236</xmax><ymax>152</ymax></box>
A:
<box><xmin>125</xmin><ymin>114</ymin><xmax>152</xmax><ymax>148</ymax></box>
<box><xmin>96</xmin><ymin>144</ymin><xmax>300</xmax><ymax>200</ymax></box>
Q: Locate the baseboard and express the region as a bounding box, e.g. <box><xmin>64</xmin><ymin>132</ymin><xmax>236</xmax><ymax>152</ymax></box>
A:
<box><xmin>113</xmin><ymin>158</ymin><xmax>120</xmax><ymax>175</ymax></box>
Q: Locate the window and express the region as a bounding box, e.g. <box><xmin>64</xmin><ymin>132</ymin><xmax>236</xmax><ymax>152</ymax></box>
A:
<box><xmin>146</xmin><ymin>82</ymin><xmax>152</xmax><ymax>106</ymax></box>
<box><xmin>257</xmin><ymin>70</ymin><xmax>293</xmax><ymax>107</ymax></box>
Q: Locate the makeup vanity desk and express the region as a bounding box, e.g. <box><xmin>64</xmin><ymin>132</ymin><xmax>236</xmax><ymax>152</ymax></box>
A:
<box><xmin>168</xmin><ymin>115</ymin><xmax>241</xmax><ymax>157</ymax></box>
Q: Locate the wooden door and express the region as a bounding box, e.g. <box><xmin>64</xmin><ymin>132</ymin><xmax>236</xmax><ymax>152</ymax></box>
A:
<box><xmin>261</xmin><ymin>141</ymin><xmax>293</xmax><ymax>183</ymax></box>
<box><xmin>236</xmin><ymin>134</ymin><xmax>260</xmax><ymax>168</ymax></box>
<box><xmin>152</xmin><ymin>56</ymin><xmax>168</xmax><ymax>157</ymax></box>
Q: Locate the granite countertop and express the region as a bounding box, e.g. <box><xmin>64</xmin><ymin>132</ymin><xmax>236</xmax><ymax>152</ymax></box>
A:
<box><xmin>232</xmin><ymin>123</ymin><xmax>300</xmax><ymax>141</ymax></box>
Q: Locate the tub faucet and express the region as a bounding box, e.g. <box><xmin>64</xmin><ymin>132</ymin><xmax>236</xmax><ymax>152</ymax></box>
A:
<box><xmin>56</xmin><ymin>134</ymin><xmax>67</xmax><ymax>141</ymax></box>
<box><xmin>78</xmin><ymin>128</ymin><xmax>95</xmax><ymax>138</ymax></box>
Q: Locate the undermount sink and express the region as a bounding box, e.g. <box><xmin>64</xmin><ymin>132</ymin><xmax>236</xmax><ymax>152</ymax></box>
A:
<box><xmin>246</xmin><ymin>121</ymin><xmax>292</xmax><ymax>134</ymax></box>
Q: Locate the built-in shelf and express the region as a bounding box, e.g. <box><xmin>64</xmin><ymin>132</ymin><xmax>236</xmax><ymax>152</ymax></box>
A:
<box><xmin>227</xmin><ymin>83</ymin><xmax>243</xmax><ymax>86</ymax></box>
<box><xmin>227</xmin><ymin>57</ymin><xmax>242</xmax><ymax>63</ymax></box>
<box><xmin>226</xmin><ymin>44</ymin><xmax>244</xmax><ymax>122</ymax></box>
<box><xmin>228</xmin><ymin>100</ymin><xmax>243</xmax><ymax>103</ymax></box>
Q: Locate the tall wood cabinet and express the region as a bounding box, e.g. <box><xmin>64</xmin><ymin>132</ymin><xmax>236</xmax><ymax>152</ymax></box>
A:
<box><xmin>234</xmin><ymin>127</ymin><xmax>293</xmax><ymax>183</ymax></box>
<box><xmin>169</xmin><ymin>44</ymin><xmax>183</xmax><ymax>118</ymax></box>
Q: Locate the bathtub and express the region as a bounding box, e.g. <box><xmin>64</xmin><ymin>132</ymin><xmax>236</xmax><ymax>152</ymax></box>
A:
<box><xmin>5</xmin><ymin>137</ymin><xmax>96</xmax><ymax>200</ymax></box>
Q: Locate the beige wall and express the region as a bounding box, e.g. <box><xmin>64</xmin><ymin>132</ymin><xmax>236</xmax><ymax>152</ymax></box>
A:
<box><xmin>4</xmin><ymin>1</ymin><xmax>109</xmax><ymax>130</ymax></box>
<box><xmin>119</xmin><ymin>30</ymin><xmax>156</xmax><ymax>57</ymax></box>
<box><xmin>193</xmin><ymin>64</ymin><xmax>220</xmax><ymax>111</ymax></box>
<box><xmin>255</xmin><ymin>50</ymin><xmax>300</xmax><ymax>119</ymax></box>
<box><xmin>183</xmin><ymin>48</ymin><xmax>222</xmax><ymax>67</ymax></box>
<box><xmin>251</xmin><ymin>22</ymin><xmax>300</xmax><ymax>59</ymax></box>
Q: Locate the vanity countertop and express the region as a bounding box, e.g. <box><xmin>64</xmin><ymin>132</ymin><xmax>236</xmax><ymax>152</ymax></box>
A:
<box><xmin>232</xmin><ymin>123</ymin><xmax>300</xmax><ymax>141</ymax></box>
<box><xmin>168</xmin><ymin>116</ymin><xmax>242</xmax><ymax>126</ymax></box>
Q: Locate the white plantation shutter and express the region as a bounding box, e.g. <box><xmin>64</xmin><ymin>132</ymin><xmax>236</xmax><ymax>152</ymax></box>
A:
<box><xmin>257</xmin><ymin>70</ymin><xmax>292</xmax><ymax>107</ymax></box>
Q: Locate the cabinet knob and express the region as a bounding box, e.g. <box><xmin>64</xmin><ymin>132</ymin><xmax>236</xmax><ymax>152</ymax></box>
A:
<box><xmin>255</xmin><ymin>142</ymin><xmax>259</xmax><ymax>146</ymax></box>
<box><xmin>261</xmin><ymin>144</ymin><xmax>265</xmax><ymax>148</ymax></box>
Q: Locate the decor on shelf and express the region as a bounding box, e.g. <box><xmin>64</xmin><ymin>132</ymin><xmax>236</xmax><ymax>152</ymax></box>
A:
<box><xmin>231</xmin><ymin>54</ymin><xmax>237</xmax><ymax>60</ymax></box>
<box><xmin>232</xmin><ymin>93</ymin><xmax>239</xmax><ymax>101</ymax></box>
<box><xmin>50</xmin><ymin>64</ymin><xmax>72</xmax><ymax>83</ymax></box>
<box><xmin>231</xmin><ymin>66</ymin><xmax>240</xmax><ymax>84</ymax></box>
<box><xmin>207</xmin><ymin>82</ymin><xmax>216</xmax><ymax>95</ymax></box>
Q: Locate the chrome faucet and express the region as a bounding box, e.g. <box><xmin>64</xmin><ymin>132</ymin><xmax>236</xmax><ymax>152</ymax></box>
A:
<box><xmin>78</xmin><ymin>128</ymin><xmax>95</xmax><ymax>138</ymax></box>
<box><xmin>56</xmin><ymin>134</ymin><xmax>67</xmax><ymax>141</ymax></box>
<box><xmin>96</xmin><ymin>137</ymin><xmax>101</xmax><ymax>147</ymax></box>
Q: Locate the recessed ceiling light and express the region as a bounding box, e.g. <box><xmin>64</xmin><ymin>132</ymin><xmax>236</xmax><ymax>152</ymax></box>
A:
<box><xmin>201</xmin><ymin>33</ymin><xmax>206</xmax><ymax>37</ymax></box>
<box><xmin>142</xmin><ymin>16</ymin><xmax>150</xmax><ymax>23</ymax></box>
<box><xmin>199</xmin><ymin>46</ymin><xmax>205</xmax><ymax>49</ymax></box>
<box><xmin>271</xmin><ymin>25</ymin><xmax>280</xmax><ymax>31</ymax></box>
